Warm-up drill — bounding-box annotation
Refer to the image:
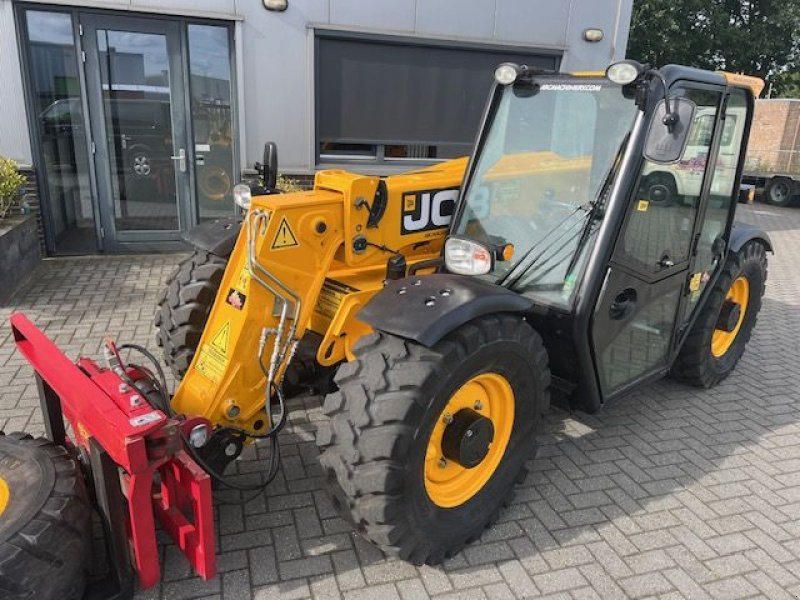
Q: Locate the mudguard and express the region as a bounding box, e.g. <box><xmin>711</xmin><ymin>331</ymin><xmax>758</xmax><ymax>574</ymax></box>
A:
<box><xmin>730</xmin><ymin>220</ymin><xmax>773</xmax><ymax>253</ymax></box>
<box><xmin>358</xmin><ymin>274</ymin><xmax>533</xmax><ymax>347</ymax></box>
<box><xmin>183</xmin><ymin>216</ymin><xmax>241</xmax><ymax>258</ymax></box>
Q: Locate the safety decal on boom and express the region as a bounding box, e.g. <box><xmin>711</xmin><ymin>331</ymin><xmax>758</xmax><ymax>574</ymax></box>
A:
<box><xmin>272</xmin><ymin>217</ymin><xmax>299</xmax><ymax>249</ymax></box>
<box><xmin>194</xmin><ymin>321</ymin><xmax>231</xmax><ymax>383</ymax></box>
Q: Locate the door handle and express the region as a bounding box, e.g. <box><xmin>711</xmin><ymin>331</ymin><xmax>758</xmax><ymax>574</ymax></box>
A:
<box><xmin>171</xmin><ymin>148</ymin><xmax>186</xmax><ymax>173</ymax></box>
<box><xmin>658</xmin><ymin>254</ymin><xmax>675</xmax><ymax>269</ymax></box>
<box><xmin>609</xmin><ymin>288</ymin><xmax>637</xmax><ymax>320</ymax></box>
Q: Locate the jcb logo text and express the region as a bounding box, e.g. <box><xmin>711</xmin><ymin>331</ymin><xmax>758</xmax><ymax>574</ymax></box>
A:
<box><xmin>401</xmin><ymin>188</ymin><xmax>459</xmax><ymax>235</ymax></box>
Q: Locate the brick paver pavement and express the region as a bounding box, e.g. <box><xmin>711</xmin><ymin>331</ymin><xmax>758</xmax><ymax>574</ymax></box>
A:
<box><xmin>1</xmin><ymin>203</ymin><xmax>799</xmax><ymax>599</ymax></box>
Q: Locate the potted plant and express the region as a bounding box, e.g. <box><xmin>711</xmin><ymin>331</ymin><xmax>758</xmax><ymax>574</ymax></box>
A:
<box><xmin>0</xmin><ymin>156</ymin><xmax>39</xmax><ymax>304</ymax></box>
<box><xmin>0</xmin><ymin>156</ymin><xmax>25</xmax><ymax>219</ymax></box>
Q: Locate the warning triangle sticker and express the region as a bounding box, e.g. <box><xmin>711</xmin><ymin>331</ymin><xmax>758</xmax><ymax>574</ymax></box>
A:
<box><xmin>272</xmin><ymin>217</ymin><xmax>299</xmax><ymax>250</ymax></box>
<box><xmin>210</xmin><ymin>322</ymin><xmax>230</xmax><ymax>355</ymax></box>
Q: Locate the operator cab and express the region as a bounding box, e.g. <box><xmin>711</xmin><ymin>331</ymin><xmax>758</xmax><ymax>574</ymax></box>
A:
<box><xmin>443</xmin><ymin>61</ymin><xmax>765</xmax><ymax>412</ymax></box>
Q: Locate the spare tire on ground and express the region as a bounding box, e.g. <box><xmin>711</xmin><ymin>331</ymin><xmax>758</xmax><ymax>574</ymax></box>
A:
<box><xmin>0</xmin><ymin>432</ymin><xmax>91</xmax><ymax>600</ymax></box>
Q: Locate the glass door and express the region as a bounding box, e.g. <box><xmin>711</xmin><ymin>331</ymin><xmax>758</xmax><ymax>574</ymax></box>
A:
<box><xmin>81</xmin><ymin>15</ymin><xmax>191</xmax><ymax>250</ymax></box>
<box><xmin>591</xmin><ymin>86</ymin><xmax>724</xmax><ymax>398</ymax></box>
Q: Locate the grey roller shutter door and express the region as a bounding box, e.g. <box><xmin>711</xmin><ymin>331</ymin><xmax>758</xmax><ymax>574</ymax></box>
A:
<box><xmin>317</xmin><ymin>36</ymin><xmax>560</xmax><ymax>147</ymax></box>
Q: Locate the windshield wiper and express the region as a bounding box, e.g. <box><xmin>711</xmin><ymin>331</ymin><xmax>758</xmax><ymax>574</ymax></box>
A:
<box><xmin>500</xmin><ymin>132</ymin><xmax>632</xmax><ymax>290</ymax></box>
<box><xmin>561</xmin><ymin>133</ymin><xmax>632</xmax><ymax>279</ymax></box>
<box><xmin>496</xmin><ymin>204</ymin><xmax>588</xmax><ymax>287</ymax></box>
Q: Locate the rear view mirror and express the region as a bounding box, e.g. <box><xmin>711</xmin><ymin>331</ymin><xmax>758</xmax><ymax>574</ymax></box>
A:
<box><xmin>262</xmin><ymin>141</ymin><xmax>278</xmax><ymax>190</ymax></box>
<box><xmin>644</xmin><ymin>98</ymin><xmax>697</xmax><ymax>164</ymax></box>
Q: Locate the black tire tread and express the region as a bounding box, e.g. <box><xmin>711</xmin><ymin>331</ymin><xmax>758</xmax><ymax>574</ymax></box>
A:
<box><xmin>155</xmin><ymin>250</ymin><xmax>227</xmax><ymax>380</ymax></box>
<box><xmin>0</xmin><ymin>433</ymin><xmax>91</xmax><ymax>600</ymax></box>
<box><xmin>764</xmin><ymin>177</ymin><xmax>795</xmax><ymax>207</ymax></box>
<box><xmin>671</xmin><ymin>241</ymin><xmax>767</xmax><ymax>387</ymax></box>
<box><xmin>316</xmin><ymin>314</ymin><xmax>550</xmax><ymax>565</ymax></box>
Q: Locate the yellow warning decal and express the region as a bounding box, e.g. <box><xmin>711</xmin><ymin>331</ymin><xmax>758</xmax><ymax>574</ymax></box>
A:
<box><xmin>272</xmin><ymin>217</ymin><xmax>299</xmax><ymax>250</ymax></box>
<box><xmin>689</xmin><ymin>272</ymin><xmax>702</xmax><ymax>293</ymax></box>
<box><xmin>637</xmin><ymin>200</ymin><xmax>649</xmax><ymax>212</ymax></box>
<box><xmin>211</xmin><ymin>321</ymin><xmax>230</xmax><ymax>354</ymax></box>
<box><xmin>194</xmin><ymin>322</ymin><xmax>231</xmax><ymax>383</ymax></box>
<box><xmin>404</xmin><ymin>195</ymin><xmax>416</xmax><ymax>211</ymax></box>
<box><xmin>315</xmin><ymin>279</ymin><xmax>358</xmax><ymax>320</ymax></box>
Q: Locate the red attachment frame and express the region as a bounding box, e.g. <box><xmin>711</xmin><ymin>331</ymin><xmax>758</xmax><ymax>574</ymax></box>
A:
<box><xmin>10</xmin><ymin>313</ymin><xmax>216</xmax><ymax>590</ymax></box>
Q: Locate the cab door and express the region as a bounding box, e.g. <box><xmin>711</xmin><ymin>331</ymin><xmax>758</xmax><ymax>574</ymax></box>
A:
<box><xmin>591</xmin><ymin>84</ymin><xmax>725</xmax><ymax>399</ymax></box>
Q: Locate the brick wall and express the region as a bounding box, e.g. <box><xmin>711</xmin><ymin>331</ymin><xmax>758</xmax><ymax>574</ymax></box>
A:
<box><xmin>18</xmin><ymin>167</ymin><xmax>46</xmax><ymax>256</ymax></box>
<box><xmin>747</xmin><ymin>100</ymin><xmax>800</xmax><ymax>175</ymax></box>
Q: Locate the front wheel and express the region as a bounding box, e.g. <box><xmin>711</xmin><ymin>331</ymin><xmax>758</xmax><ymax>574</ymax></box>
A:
<box><xmin>315</xmin><ymin>314</ymin><xmax>550</xmax><ymax>564</ymax></box>
<box><xmin>671</xmin><ymin>241</ymin><xmax>767</xmax><ymax>387</ymax></box>
<box><xmin>155</xmin><ymin>250</ymin><xmax>227</xmax><ymax>380</ymax></box>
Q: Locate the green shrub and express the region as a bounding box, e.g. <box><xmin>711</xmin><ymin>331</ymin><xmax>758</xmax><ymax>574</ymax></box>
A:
<box><xmin>276</xmin><ymin>174</ymin><xmax>304</xmax><ymax>193</ymax></box>
<box><xmin>0</xmin><ymin>157</ymin><xmax>26</xmax><ymax>220</ymax></box>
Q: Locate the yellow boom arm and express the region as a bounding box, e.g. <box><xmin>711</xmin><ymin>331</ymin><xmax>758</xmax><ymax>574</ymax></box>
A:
<box><xmin>171</xmin><ymin>159</ymin><xmax>467</xmax><ymax>433</ymax></box>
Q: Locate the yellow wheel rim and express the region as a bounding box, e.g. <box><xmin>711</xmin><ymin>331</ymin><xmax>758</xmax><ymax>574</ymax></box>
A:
<box><xmin>711</xmin><ymin>276</ymin><xmax>750</xmax><ymax>358</ymax></box>
<box><xmin>0</xmin><ymin>477</ymin><xmax>9</xmax><ymax>517</ymax></box>
<box><xmin>424</xmin><ymin>372</ymin><xmax>514</xmax><ymax>508</ymax></box>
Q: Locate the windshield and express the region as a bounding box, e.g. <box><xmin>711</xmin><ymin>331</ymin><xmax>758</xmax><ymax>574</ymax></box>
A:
<box><xmin>455</xmin><ymin>77</ymin><xmax>638</xmax><ymax>308</ymax></box>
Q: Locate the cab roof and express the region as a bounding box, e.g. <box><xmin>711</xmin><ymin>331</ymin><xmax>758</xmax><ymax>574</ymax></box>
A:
<box><xmin>569</xmin><ymin>65</ymin><xmax>764</xmax><ymax>97</ymax></box>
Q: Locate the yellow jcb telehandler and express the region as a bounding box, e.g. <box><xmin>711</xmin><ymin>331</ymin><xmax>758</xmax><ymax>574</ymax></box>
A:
<box><xmin>0</xmin><ymin>61</ymin><xmax>770</xmax><ymax>599</ymax></box>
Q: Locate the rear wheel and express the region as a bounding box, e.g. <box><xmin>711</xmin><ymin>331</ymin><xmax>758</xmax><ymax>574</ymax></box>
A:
<box><xmin>645</xmin><ymin>172</ymin><xmax>678</xmax><ymax>205</ymax></box>
<box><xmin>765</xmin><ymin>177</ymin><xmax>794</xmax><ymax>207</ymax></box>
<box><xmin>672</xmin><ymin>241</ymin><xmax>767</xmax><ymax>387</ymax></box>
<box><xmin>0</xmin><ymin>433</ymin><xmax>91</xmax><ymax>600</ymax></box>
<box><xmin>316</xmin><ymin>314</ymin><xmax>550</xmax><ymax>564</ymax></box>
<box><xmin>155</xmin><ymin>249</ymin><xmax>227</xmax><ymax>380</ymax></box>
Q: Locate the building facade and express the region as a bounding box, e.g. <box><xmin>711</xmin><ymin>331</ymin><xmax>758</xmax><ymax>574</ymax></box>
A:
<box><xmin>0</xmin><ymin>0</ymin><xmax>632</xmax><ymax>255</ymax></box>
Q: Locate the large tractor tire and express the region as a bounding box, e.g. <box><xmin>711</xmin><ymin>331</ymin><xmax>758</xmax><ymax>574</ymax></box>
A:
<box><xmin>316</xmin><ymin>314</ymin><xmax>550</xmax><ymax>565</ymax></box>
<box><xmin>672</xmin><ymin>241</ymin><xmax>767</xmax><ymax>388</ymax></box>
<box><xmin>155</xmin><ymin>250</ymin><xmax>227</xmax><ymax>380</ymax></box>
<box><xmin>0</xmin><ymin>433</ymin><xmax>91</xmax><ymax>600</ymax></box>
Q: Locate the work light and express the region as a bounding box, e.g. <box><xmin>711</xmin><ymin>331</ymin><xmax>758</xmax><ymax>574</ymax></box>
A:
<box><xmin>444</xmin><ymin>237</ymin><xmax>493</xmax><ymax>276</ymax></box>
<box><xmin>494</xmin><ymin>63</ymin><xmax>519</xmax><ymax>86</ymax></box>
<box><xmin>606</xmin><ymin>60</ymin><xmax>644</xmax><ymax>85</ymax></box>
<box><xmin>233</xmin><ymin>184</ymin><xmax>252</xmax><ymax>210</ymax></box>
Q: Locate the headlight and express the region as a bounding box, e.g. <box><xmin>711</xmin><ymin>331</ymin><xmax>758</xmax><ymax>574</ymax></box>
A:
<box><xmin>233</xmin><ymin>184</ymin><xmax>252</xmax><ymax>210</ymax></box>
<box><xmin>494</xmin><ymin>63</ymin><xmax>519</xmax><ymax>86</ymax></box>
<box><xmin>444</xmin><ymin>237</ymin><xmax>493</xmax><ymax>276</ymax></box>
<box><xmin>606</xmin><ymin>60</ymin><xmax>643</xmax><ymax>86</ymax></box>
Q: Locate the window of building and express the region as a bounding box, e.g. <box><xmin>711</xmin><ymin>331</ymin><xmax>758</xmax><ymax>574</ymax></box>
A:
<box><xmin>315</xmin><ymin>34</ymin><xmax>559</xmax><ymax>165</ymax></box>
<box><xmin>22</xmin><ymin>9</ymin><xmax>96</xmax><ymax>254</ymax></box>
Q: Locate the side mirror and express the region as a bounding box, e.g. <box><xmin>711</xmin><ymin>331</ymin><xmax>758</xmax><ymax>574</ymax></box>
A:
<box><xmin>262</xmin><ymin>141</ymin><xmax>278</xmax><ymax>191</ymax></box>
<box><xmin>644</xmin><ymin>98</ymin><xmax>696</xmax><ymax>164</ymax></box>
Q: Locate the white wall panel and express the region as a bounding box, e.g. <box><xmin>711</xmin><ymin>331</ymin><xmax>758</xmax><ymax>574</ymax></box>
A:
<box><xmin>0</xmin><ymin>1</ymin><xmax>33</xmax><ymax>164</ymax></box>
<box><xmin>415</xmin><ymin>0</ymin><xmax>495</xmax><ymax>40</ymax></box>
<box><xmin>562</xmin><ymin>0</ymin><xmax>630</xmax><ymax>71</ymax></box>
<box><xmin>329</xmin><ymin>0</ymin><xmax>415</xmax><ymax>33</ymax></box>
<box><xmin>494</xmin><ymin>0</ymin><xmax>569</xmax><ymax>47</ymax></box>
<box><xmin>234</xmin><ymin>0</ymin><xmax>329</xmax><ymax>173</ymax></box>
<box><xmin>132</xmin><ymin>0</ymin><xmax>236</xmax><ymax>17</ymax></box>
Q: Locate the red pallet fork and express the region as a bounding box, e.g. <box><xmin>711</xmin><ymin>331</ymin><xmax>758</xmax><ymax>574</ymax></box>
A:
<box><xmin>10</xmin><ymin>313</ymin><xmax>216</xmax><ymax>598</ymax></box>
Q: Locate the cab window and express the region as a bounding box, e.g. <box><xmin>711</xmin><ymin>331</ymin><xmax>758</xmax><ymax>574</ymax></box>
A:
<box><xmin>619</xmin><ymin>88</ymin><xmax>723</xmax><ymax>274</ymax></box>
